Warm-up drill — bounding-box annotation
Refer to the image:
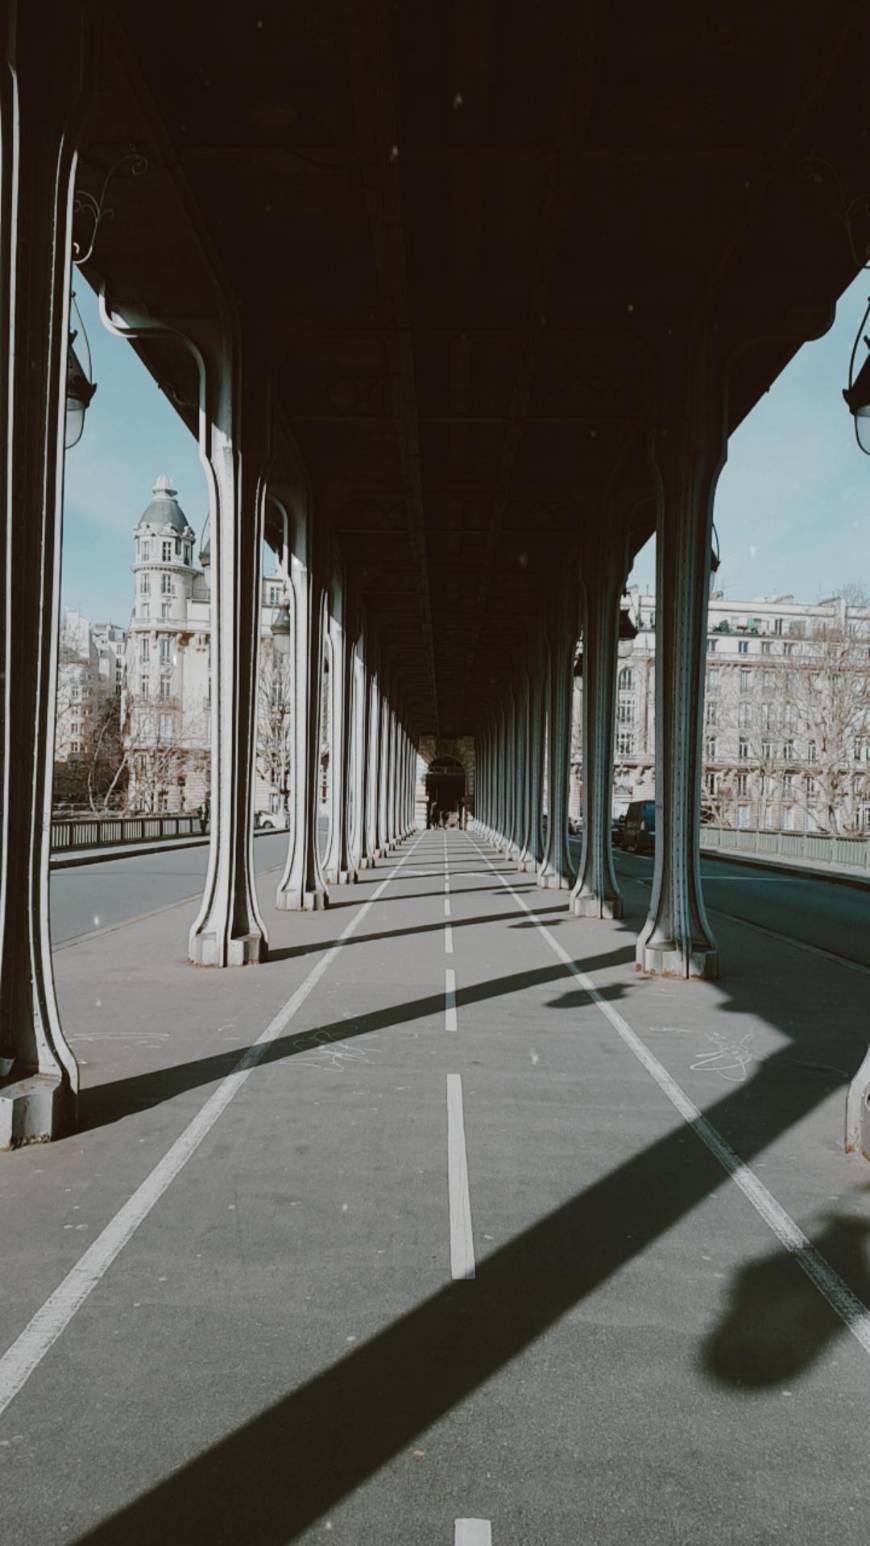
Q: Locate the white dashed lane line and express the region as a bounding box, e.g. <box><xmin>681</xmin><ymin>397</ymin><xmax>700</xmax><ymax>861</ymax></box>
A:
<box><xmin>446</xmin><ymin>1074</ymin><xmax>476</xmax><ymax>1281</ymax></box>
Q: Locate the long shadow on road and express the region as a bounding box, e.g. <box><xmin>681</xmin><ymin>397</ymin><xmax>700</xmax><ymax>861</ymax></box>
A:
<box><xmin>72</xmin><ymin>1038</ymin><xmax>859</xmax><ymax>1546</ymax></box>
<box><xmin>77</xmin><ymin>946</ymin><xmax>636</xmax><ymax>1133</ymax></box>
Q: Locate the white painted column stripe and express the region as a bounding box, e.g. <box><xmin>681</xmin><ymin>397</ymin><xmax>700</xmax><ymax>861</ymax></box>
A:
<box><xmin>455</xmin><ymin>1520</ymin><xmax>492</xmax><ymax>1545</ymax></box>
<box><xmin>447</xmin><ymin>1074</ymin><xmax>475</xmax><ymax>1281</ymax></box>
<box><xmin>468</xmin><ymin>834</ymin><xmax>870</xmax><ymax>1359</ymax></box>
<box><xmin>0</xmin><ymin>837</ymin><xmax>424</xmax><ymax>1422</ymax></box>
<box><xmin>444</xmin><ymin>968</ymin><xmax>457</xmax><ymax>1031</ymax></box>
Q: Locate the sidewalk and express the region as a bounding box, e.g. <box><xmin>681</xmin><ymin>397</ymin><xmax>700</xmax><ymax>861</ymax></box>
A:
<box><xmin>701</xmin><ymin>839</ymin><xmax>870</xmax><ymax>890</ymax></box>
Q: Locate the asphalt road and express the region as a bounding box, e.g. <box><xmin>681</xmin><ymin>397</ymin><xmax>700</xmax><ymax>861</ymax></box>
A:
<box><xmin>49</xmin><ymin>832</ymin><xmax>290</xmax><ymax>946</ymax></box>
<box><xmin>8</xmin><ymin>829</ymin><xmax>870</xmax><ymax>1544</ymax></box>
<box><xmin>612</xmin><ymin>847</ymin><xmax>870</xmax><ymax>970</ymax></box>
<box><xmin>51</xmin><ymin>830</ymin><xmax>870</xmax><ymax>967</ymax></box>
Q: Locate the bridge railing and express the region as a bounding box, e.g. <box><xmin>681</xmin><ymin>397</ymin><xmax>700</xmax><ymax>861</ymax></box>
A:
<box><xmin>51</xmin><ymin>814</ymin><xmax>205</xmax><ymax>852</ymax></box>
<box><xmin>699</xmin><ymin>824</ymin><xmax>870</xmax><ymax>872</ymax></box>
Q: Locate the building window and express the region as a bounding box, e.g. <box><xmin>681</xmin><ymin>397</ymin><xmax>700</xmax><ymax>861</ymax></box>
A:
<box><xmin>808</xmin><ymin>740</ymin><xmax>817</xmax><ymax>762</ymax></box>
<box><xmin>139</xmin><ymin>638</ymin><xmax>149</xmax><ymax>663</ymax></box>
<box><xmin>761</xmin><ymin>641</ymin><xmax>772</xmax><ymax>656</ymax></box>
<box><xmin>705</xmin><ymin>736</ymin><xmax>717</xmax><ymax>760</ymax></box>
<box><xmin>617</xmin><ymin>667</ymin><xmax>633</xmax><ymax>691</ymax></box>
<box><xmin>175</xmin><ymin>539</ymin><xmax>181</xmax><ymax>556</ymax></box>
<box><xmin>762</xmin><ymin>671</ymin><xmax>775</xmax><ymax>692</ymax></box>
<box><xmin>159</xmin><ymin>637</ymin><xmax>171</xmax><ymax>664</ymax></box>
<box><xmin>739</xmin><ymin>668</ymin><xmax>751</xmax><ymax>693</ymax></box>
<box><xmin>760</xmin><ymin>703</ymin><xmax>772</xmax><ymax>730</ymax></box>
<box><xmin>70</xmin><ymin>741</ymin><xmax>80</xmax><ymax>754</ymax></box>
<box><xmin>140</xmin><ymin>539</ymin><xmax>151</xmax><ymax>561</ymax></box>
<box><xmin>738</xmin><ymin>804</ymin><xmax>750</xmax><ymax>828</ymax></box>
<box><xmin>616</xmin><ymin>731</ymin><xmax>634</xmax><ymax>756</ymax></box>
<box><xmin>783</xmin><ymin>740</ymin><xmax>795</xmax><ymax>761</ymax></box>
<box><xmin>159</xmin><ymin>713</ymin><xmax>173</xmax><ymax>739</ymax></box>
<box><xmin>783</xmin><ymin>773</ymin><xmax>794</xmax><ymax>796</ymax></box>
<box><xmin>157</xmin><ymin>789</ymin><xmax>169</xmax><ymax>813</ymax></box>
<box><xmin>160</xmin><ymin>675</ymin><xmax>171</xmax><ymax>702</ymax></box>
<box><xmin>184</xmin><ymin>544</ymin><xmax>192</xmax><ymax>564</ymax></box>
<box><xmin>707</xmin><ymin>668</ymin><xmax>720</xmax><ymax>692</ymax></box>
<box><xmin>738</xmin><ymin>738</ymin><xmax>749</xmax><ymax>760</ymax></box>
<box><xmin>70</xmin><ymin>722</ymin><xmax>79</xmax><ymax>737</ymax></box>
<box><xmin>738</xmin><ymin>639</ymin><xmax>749</xmax><ymax>655</ymax></box>
<box><xmin>738</xmin><ymin>702</ymin><xmax>751</xmax><ymax>729</ymax></box>
<box><xmin>785</xmin><ymin>703</ymin><xmax>797</xmax><ymax>731</ymax></box>
<box><xmin>704</xmin><ymin>771</ymin><xmax>718</xmax><ymax>796</ymax></box>
<box><xmin>773</xmin><ymin>618</ymin><xmax>783</xmax><ymax>636</ymax></box>
<box><xmin>617</xmin><ymin>700</ymin><xmax>634</xmax><ymax>725</ymax></box>
<box><xmin>161</xmin><ymin>540</ymin><xmax>172</xmax><ymax>562</ymax></box>
<box><xmin>707</xmin><ymin>638</ymin><xmax>717</xmax><ymax>653</ymax></box>
<box><xmin>161</xmin><ymin>603</ymin><xmax>170</xmax><ymax>619</ymax></box>
<box><xmin>855</xmin><ymin>741</ymin><xmax>864</xmax><ymax>763</ymax></box>
<box><xmin>705</xmin><ymin>701</ymin><xmax>717</xmax><ymax>727</ymax></box>
<box><xmin>736</xmin><ymin>772</ymin><xmax>748</xmax><ymax>796</ymax></box>
<box><xmin>806</xmin><ymin>777</ymin><xmax>817</xmax><ymax>798</ymax></box>
<box><xmin>139</xmin><ymin>575</ymin><xmax>150</xmax><ymax>595</ymax></box>
<box><xmin>268</xmin><ymin>584</ymin><xmax>282</xmax><ymax>606</ymax></box>
<box><xmin>139</xmin><ymin>674</ymin><xmax>149</xmax><ymax>696</ymax></box>
<box><xmin>160</xmin><ymin>573</ymin><xmax>172</xmax><ymax>595</ymax></box>
<box><xmin>761</xmin><ymin>740</ymin><xmax>774</xmax><ymax>761</ymax></box>
<box><xmin>783</xmin><ymin>642</ymin><xmax>795</xmax><ymax>656</ymax></box>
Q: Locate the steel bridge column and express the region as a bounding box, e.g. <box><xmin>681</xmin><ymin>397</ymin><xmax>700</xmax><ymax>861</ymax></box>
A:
<box><xmin>636</xmin><ymin>347</ymin><xmax>721</xmax><ymax>979</ymax></box>
<box><xmin>571</xmin><ymin>552</ymin><xmax>625</xmax><ymax>919</ymax></box>
<box><xmin>0</xmin><ymin>1</ymin><xmax>95</xmax><ymax>1143</ymax></box>
<box><xmin>538</xmin><ymin>581</ymin><xmax>578</xmax><ymax>890</ymax></box>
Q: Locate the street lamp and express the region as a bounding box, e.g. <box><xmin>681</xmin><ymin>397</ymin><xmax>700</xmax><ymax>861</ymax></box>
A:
<box><xmin>843</xmin><ymin>298</ymin><xmax>870</xmax><ymax>455</ymax></box>
<box><xmin>65</xmin><ymin>294</ymin><xmax>96</xmax><ymax>450</ymax></box>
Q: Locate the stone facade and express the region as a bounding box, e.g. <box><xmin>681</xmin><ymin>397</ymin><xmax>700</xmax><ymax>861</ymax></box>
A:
<box><xmin>123</xmin><ymin>475</ymin><xmax>291</xmax><ymax>817</ymax></box>
<box><xmin>608</xmin><ymin>588</ymin><xmax>870</xmax><ymax>834</ymax></box>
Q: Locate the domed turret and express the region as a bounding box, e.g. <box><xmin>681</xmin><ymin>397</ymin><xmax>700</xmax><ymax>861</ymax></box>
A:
<box><xmin>135</xmin><ymin>474</ymin><xmax>194</xmax><ymax>538</ymax></box>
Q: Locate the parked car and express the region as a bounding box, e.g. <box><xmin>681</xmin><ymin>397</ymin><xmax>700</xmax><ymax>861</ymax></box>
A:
<box><xmin>254</xmin><ymin>811</ymin><xmax>285</xmax><ymax>831</ymax></box>
<box><xmin>621</xmin><ymin>799</ymin><xmax>655</xmax><ymax>853</ymax></box>
<box><xmin>611</xmin><ymin>814</ymin><xmax>625</xmax><ymax>847</ymax></box>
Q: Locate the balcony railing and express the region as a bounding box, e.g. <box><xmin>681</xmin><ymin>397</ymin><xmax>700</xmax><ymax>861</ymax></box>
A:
<box><xmin>51</xmin><ymin>813</ymin><xmax>206</xmax><ymax>852</ymax></box>
<box><xmin>700</xmin><ymin>824</ymin><xmax>870</xmax><ymax>871</ymax></box>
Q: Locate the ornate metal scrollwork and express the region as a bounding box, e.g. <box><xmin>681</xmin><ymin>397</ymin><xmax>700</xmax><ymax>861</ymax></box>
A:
<box><xmin>72</xmin><ymin>148</ymin><xmax>149</xmax><ymax>267</ymax></box>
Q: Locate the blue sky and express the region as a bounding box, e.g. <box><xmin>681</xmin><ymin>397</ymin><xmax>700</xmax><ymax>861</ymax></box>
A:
<box><xmin>64</xmin><ymin>270</ymin><xmax>870</xmax><ymax>623</ymax></box>
<box><xmin>630</xmin><ymin>269</ymin><xmax>870</xmax><ymax>599</ymax></box>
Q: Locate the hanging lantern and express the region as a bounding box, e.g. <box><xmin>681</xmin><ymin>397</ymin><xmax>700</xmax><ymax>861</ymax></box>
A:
<box><xmin>843</xmin><ymin>298</ymin><xmax>870</xmax><ymax>455</ymax></box>
<box><xmin>64</xmin><ymin>295</ymin><xmax>96</xmax><ymax>450</ymax></box>
<box><xmin>618</xmin><ymin>607</ymin><xmax>638</xmax><ymax>641</ymax></box>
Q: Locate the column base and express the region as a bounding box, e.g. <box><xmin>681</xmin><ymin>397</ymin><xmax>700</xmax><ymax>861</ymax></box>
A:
<box><xmin>275</xmin><ymin>887</ymin><xmax>329</xmax><ymax>912</ymax></box>
<box><xmin>339</xmin><ymin>868</ymin><xmax>359</xmax><ymax>885</ymax></box>
<box><xmin>635</xmin><ymin>939</ymin><xmax>719</xmax><ymax>980</ymax></box>
<box><xmin>189</xmin><ymin>930</ymin><xmax>266</xmax><ymax>966</ymax></box>
<box><xmin>0</xmin><ymin>1074</ymin><xmax>75</xmax><ymax>1149</ymax></box>
<box><xmin>536</xmin><ymin>869</ymin><xmax>573</xmax><ymax>890</ymax></box>
<box><xmin>359</xmin><ymin>855</ymin><xmax>375</xmax><ymax>870</ymax></box>
<box><xmin>845</xmin><ymin>1044</ymin><xmax>870</xmax><ymax>1157</ymax></box>
<box><xmin>571</xmin><ymin>893</ymin><xmax>624</xmax><ymax>920</ymax></box>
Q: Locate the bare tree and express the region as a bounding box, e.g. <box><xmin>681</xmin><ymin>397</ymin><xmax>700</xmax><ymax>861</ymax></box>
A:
<box><xmin>256</xmin><ymin>646</ymin><xmax>293</xmax><ymax>816</ymax></box>
<box><xmin>125</xmin><ymin>695</ymin><xmax>209</xmax><ymax>813</ymax></box>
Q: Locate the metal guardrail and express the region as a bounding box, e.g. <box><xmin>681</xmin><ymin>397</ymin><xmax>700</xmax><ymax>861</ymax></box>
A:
<box><xmin>699</xmin><ymin>824</ymin><xmax>870</xmax><ymax>872</ymax></box>
<box><xmin>51</xmin><ymin>814</ymin><xmax>206</xmax><ymax>851</ymax></box>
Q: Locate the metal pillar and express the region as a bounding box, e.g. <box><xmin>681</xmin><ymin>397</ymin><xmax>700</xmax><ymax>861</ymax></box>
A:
<box><xmin>277</xmin><ymin>566</ymin><xmax>329</xmax><ymax>910</ymax></box>
<box><xmin>538</xmin><ymin>583</ymin><xmax>578</xmax><ymax>890</ymax></box>
<box><xmin>571</xmin><ymin>552</ymin><xmax>625</xmax><ymax>919</ymax></box>
<box><xmin>0</xmin><ymin>1</ymin><xmax>93</xmax><ymax>1143</ymax></box>
<box><xmin>636</xmin><ymin>348</ymin><xmax>722</xmax><ymax>978</ymax></box>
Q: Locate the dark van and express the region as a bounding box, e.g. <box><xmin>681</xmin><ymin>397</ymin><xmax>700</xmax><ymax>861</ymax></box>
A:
<box><xmin>622</xmin><ymin>799</ymin><xmax>655</xmax><ymax>853</ymax></box>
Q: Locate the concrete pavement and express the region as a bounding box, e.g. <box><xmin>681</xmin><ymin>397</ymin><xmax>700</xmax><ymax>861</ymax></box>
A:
<box><xmin>3</xmin><ymin>829</ymin><xmax>870</xmax><ymax>1543</ymax></box>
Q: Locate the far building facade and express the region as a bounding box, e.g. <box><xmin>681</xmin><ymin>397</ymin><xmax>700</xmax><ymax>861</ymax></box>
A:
<box><xmin>607</xmin><ymin>588</ymin><xmax>870</xmax><ymax>834</ymax></box>
<box><xmin>56</xmin><ymin>609</ymin><xmax>126</xmax><ymax>764</ymax></box>
<box><xmin>123</xmin><ymin>475</ymin><xmax>292</xmax><ymax>818</ymax></box>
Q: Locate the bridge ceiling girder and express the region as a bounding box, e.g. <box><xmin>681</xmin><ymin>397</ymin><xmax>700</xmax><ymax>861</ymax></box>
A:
<box><xmin>80</xmin><ymin>0</ymin><xmax>869</xmax><ymax>735</ymax></box>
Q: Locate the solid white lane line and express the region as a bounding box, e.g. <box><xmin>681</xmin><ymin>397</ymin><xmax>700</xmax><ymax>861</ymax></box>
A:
<box><xmin>445</xmin><ymin>924</ymin><xmax>454</xmax><ymax>955</ymax></box>
<box><xmin>0</xmin><ymin>836</ymin><xmax>426</xmax><ymax>1423</ymax></box>
<box><xmin>444</xmin><ymin>968</ymin><xmax>457</xmax><ymax>1031</ymax></box>
<box><xmin>447</xmin><ymin>1074</ymin><xmax>476</xmax><ymax>1281</ymax></box>
<box><xmin>444</xmin><ymin>896</ymin><xmax>452</xmax><ymax>918</ymax></box>
<box><xmin>455</xmin><ymin>1520</ymin><xmax>492</xmax><ymax>1545</ymax></box>
<box><xmin>469</xmin><ymin>835</ymin><xmax>870</xmax><ymax>1359</ymax></box>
